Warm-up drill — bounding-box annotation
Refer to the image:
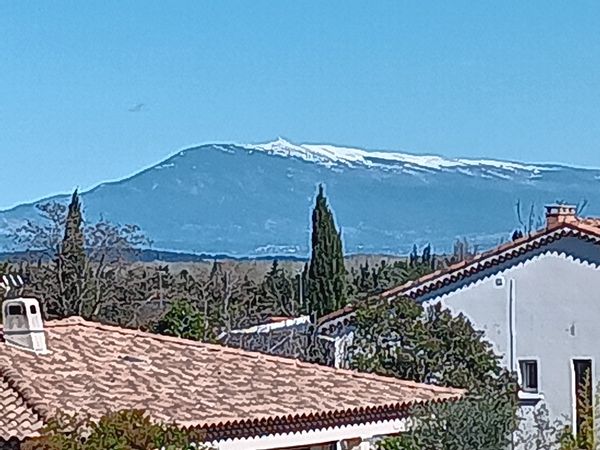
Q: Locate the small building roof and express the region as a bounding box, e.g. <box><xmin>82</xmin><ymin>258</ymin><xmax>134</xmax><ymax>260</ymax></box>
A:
<box><xmin>0</xmin><ymin>316</ymin><xmax>463</xmax><ymax>443</ymax></box>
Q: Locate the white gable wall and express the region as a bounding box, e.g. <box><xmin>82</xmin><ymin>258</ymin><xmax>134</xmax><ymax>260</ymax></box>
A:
<box><xmin>422</xmin><ymin>252</ymin><xmax>600</xmax><ymax>422</ymax></box>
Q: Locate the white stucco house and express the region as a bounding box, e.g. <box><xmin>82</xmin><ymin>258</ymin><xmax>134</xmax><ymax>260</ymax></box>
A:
<box><xmin>318</xmin><ymin>204</ymin><xmax>600</xmax><ymax>438</ymax></box>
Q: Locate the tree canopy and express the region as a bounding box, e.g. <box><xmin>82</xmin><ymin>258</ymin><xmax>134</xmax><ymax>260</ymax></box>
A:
<box><xmin>22</xmin><ymin>409</ymin><xmax>211</xmax><ymax>450</ymax></box>
<box><xmin>152</xmin><ymin>299</ymin><xmax>207</xmax><ymax>341</ymax></box>
<box><xmin>350</xmin><ymin>297</ymin><xmax>518</xmax><ymax>450</ymax></box>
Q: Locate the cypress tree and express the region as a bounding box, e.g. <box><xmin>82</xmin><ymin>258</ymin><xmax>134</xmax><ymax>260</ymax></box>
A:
<box><xmin>61</xmin><ymin>191</ymin><xmax>85</xmax><ymax>262</ymax></box>
<box><xmin>306</xmin><ymin>184</ymin><xmax>347</xmax><ymax>319</ymax></box>
<box><xmin>58</xmin><ymin>190</ymin><xmax>87</xmax><ymax>314</ymax></box>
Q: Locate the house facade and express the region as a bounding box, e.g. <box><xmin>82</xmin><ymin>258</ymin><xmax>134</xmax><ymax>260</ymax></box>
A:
<box><xmin>0</xmin><ymin>300</ymin><xmax>462</xmax><ymax>450</ymax></box>
<box><xmin>319</xmin><ymin>205</ymin><xmax>600</xmax><ymax>436</ymax></box>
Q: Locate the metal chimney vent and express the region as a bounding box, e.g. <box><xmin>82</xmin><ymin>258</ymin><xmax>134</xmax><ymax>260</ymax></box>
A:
<box><xmin>2</xmin><ymin>297</ymin><xmax>48</xmax><ymax>354</ymax></box>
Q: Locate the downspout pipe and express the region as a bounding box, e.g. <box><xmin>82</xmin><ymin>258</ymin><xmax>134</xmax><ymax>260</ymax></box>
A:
<box><xmin>509</xmin><ymin>278</ymin><xmax>516</xmax><ymax>373</ymax></box>
<box><xmin>508</xmin><ymin>278</ymin><xmax>517</xmax><ymax>450</ymax></box>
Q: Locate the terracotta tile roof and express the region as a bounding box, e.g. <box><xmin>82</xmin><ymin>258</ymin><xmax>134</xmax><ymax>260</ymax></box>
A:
<box><xmin>0</xmin><ymin>317</ymin><xmax>463</xmax><ymax>441</ymax></box>
<box><xmin>318</xmin><ymin>220</ymin><xmax>600</xmax><ymax>329</ymax></box>
<box><xmin>0</xmin><ymin>377</ymin><xmax>43</xmax><ymax>441</ymax></box>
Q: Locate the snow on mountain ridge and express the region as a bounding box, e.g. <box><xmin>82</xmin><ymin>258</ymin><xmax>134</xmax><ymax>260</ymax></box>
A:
<box><xmin>251</xmin><ymin>138</ymin><xmax>549</xmax><ymax>173</ymax></box>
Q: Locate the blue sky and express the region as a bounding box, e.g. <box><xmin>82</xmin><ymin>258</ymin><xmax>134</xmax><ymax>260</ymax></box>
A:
<box><xmin>1</xmin><ymin>1</ymin><xmax>600</xmax><ymax>209</ymax></box>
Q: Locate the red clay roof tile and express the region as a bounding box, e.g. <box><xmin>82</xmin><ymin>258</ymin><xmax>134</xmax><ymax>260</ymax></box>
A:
<box><xmin>0</xmin><ymin>377</ymin><xmax>43</xmax><ymax>441</ymax></box>
<box><xmin>0</xmin><ymin>317</ymin><xmax>463</xmax><ymax>441</ymax></box>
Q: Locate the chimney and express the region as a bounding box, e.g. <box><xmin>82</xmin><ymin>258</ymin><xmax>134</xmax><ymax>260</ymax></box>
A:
<box><xmin>2</xmin><ymin>298</ymin><xmax>47</xmax><ymax>354</ymax></box>
<box><xmin>545</xmin><ymin>204</ymin><xmax>578</xmax><ymax>229</ymax></box>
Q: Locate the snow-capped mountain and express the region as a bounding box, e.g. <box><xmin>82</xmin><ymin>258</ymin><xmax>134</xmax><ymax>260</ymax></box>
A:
<box><xmin>254</xmin><ymin>138</ymin><xmax>550</xmax><ymax>174</ymax></box>
<box><xmin>1</xmin><ymin>139</ymin><xmax>599</xmax><ymax>257</ymax></box>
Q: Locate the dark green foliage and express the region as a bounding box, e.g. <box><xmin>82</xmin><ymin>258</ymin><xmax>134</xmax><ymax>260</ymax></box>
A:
<box><xmin>420</xmin><ymin>244</ymin><xmax>433</xmax><ymax>268</ymax></box>
<box><xmin>256</xmin><ymin>260</ymin><xmax>302</xmax><ymax>318</ymax></box>
<box><xmin>56</xmin><ymin>190</ymin><xmax>88</xmax><ymax>315</ymax></box>
<box><xmin>22</xmin><ymin>409</ymin><xmax>210</xmax><ymax>450</ymax></box>
<box><xmin>558</xmin><ymin>426</ymin><xmax>578</xmax><ymax>450</ymax></box>
<box><xmin>349</xmin><ymin>248</ymin><xmax>436</xmax><ymax>299</ymax></box>
<box><xmin>152</xmin><ymin>300</ymin><xmax>207</xmax><ymax>341</ymax></box>
<box><xmin>60</xmin><ymin>191</ymin><xmax>86</xmax><ymax>268</ymax></box>
<box><xmin>378</xmin><ymin>435</ymin><xmax>420</xmax><ymax>450</ymax></box>
<box><xmin>305</xmin><ymin>184</ymin><xmax>347</xmax><ymax>319</ymax></box>
<box><xmin>512</xmin><ymin>230</ymin><xmax>524</xmax><ymax>241</ymax></box>
<box><xmin>409</xmin><ymin>244</ymin><xmax>419</xmax><ymax>267</ymax></box>
<box><xmin>351</xmin><ymin>297</ymin><xmax>518</xmax><ymax>450</ymax></box>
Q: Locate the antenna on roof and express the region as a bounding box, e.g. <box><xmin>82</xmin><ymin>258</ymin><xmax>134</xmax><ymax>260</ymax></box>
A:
<box><xmin>0</xmin><ymin>273</ymin><xmax>24</xmax><ymax>296</ymax></box>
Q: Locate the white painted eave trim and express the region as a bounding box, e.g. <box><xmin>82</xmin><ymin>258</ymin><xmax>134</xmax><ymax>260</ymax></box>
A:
<box><xmin>403</xmin><ymin>229</ymin><xmax>599</xmax><ymax>298</ymax></box>
<box><xmin>319</xmin><ymin>227</ymin><xmax>600</xmax><ymax>330</ymax></box>
<box><xmin>420</xmin><ymin>250</ymin><xmax>600</xmax><ymax>304</ymax></box>
<box><xmin>212</xmin><ymin>417</ymin><xmax>408</xmax><ymax>450</ymax></box>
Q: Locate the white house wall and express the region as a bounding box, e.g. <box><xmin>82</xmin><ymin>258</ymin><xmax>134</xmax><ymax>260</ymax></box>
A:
<box><xmin>421</xmin><ymin>250</ymin><xmax>600</xmax><ymax>422</ymax></box>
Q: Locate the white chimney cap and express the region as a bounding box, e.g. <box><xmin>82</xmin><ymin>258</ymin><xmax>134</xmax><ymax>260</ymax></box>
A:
<box><xmin>2</xmin><ymin>297</ymin><xmax>48</xmax><ymax>354</ymax></box>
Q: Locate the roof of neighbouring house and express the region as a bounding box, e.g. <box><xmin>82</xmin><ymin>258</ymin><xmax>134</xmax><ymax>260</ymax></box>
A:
<box><xmin>0</xmin><ymin>316</ymin><xmax>463</xmax><ymax>442</ymax></box>
<box><xmin>220</xmin><ymin>315</ymin><xmax>312</xmax><ymax>338</ymax></box>
<box><xmin>318</xmin><ymin>219</ymin><xmax>600</xmax><ymax>330</ymax></box>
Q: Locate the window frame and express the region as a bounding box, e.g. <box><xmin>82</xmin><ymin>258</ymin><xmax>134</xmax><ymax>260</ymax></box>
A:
<box><xmin>519</xmin><ymin>359</ymin><xmax>539</xmax><ymax>394</ymax></box>
<box><xmin>572</xmin><ymin>358</ymin><xmax>594</xmax><ymax>438</ymax></box>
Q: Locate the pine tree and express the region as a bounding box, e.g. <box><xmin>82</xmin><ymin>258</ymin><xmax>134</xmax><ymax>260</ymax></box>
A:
<box><xmin>57</xmin><ymin>190</ymin><xmax>87</xmax><ymax>315</ymax></box>
<box><xmin>305</xmin><ymin>184</ymin><xmax>347</xmax><ymax>319</ymax></box>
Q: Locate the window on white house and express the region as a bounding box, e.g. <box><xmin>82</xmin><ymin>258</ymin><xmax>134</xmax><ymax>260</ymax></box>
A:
<box><xmin>519</xmin><ymin>360</ymin><xmax>539</xmax><ymax>393</ymax></box>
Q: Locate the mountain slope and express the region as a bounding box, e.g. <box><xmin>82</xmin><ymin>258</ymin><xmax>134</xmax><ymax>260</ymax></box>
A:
<box><xmin>1</xmin><ymin>139</ymin><xmax>599</xmax><ymax>256</ymax></box>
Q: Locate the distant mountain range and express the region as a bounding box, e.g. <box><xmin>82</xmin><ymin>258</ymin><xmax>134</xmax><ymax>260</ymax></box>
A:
<box><xmin>1</xmin><ymin>138</ymin><xmax>600</xmax><ymax>258</ymax></box>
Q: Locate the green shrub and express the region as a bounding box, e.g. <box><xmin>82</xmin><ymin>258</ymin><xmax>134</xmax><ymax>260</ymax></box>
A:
<box><xmin>152</xmin><ymin>300</ymin><xmax>207</xmax><ymax>341</ymax></box>
<box><xmin>22</xmin><ymin>409</ymin><xmax>211</xmax><ymax>450</ymax></box>
<box><xmin>350</xmin><ymin>297</ymin><xmax>518</xmax><ymax>450</ymax></box>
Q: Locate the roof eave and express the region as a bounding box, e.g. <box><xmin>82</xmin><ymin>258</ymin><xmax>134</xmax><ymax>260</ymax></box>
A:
<box><xmin>318</xmin><ymin>222</ymin><xmax>600</xmax><ymax>330</ymax></box>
